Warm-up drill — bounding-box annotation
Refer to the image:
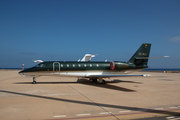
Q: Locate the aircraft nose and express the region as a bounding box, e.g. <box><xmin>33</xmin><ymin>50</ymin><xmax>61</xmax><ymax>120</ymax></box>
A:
<box><xmin>18</xmin><ymin>67</ymin><xmax>35</xmax><ymax>77</ymax></box>
<box><xmin>18</xmin><ymin>70</ymin><xmax>28</xmax><ymax>77</ymax></box>
<box><xmin>18</xmin><ymin>69</ymin><xmax>27</xmax><ymax>75</ymax></box>
<box><xmin>18</xmin><ymin>70</ymin><xmax>23</xmax><ymax>75</ymax></box>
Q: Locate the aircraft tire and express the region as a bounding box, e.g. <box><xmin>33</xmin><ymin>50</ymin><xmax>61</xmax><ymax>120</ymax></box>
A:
<box><xmin>32</xmin><ymin>77</ymin><xmax>37</xmax><ymax>84</ymax></box>
<box><xmin>32</xmin><ymin>81</ymin><xmax>37</xmax><ymax>84</ymax></box>
<box><xmin>101</xmin><ymin>80</ymin><xmax>106</xmax><ymax>84</ymax></box>
<box><xmin>92</xmin><ymin>79</ymin><xmax>98</xmax><ymax>82</ymax></box>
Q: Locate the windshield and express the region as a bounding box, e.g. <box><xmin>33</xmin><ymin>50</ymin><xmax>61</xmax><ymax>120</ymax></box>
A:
<box><xmin>36</xmin><ymin>63</ymin><xmax>45</xmax><ymax>67</ymax></box>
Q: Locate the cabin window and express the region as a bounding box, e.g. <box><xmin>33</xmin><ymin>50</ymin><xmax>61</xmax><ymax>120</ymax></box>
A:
<box><xmin>79</xmin><ymin>64</ymin><xmax>81</xmax><ymax>67</ymax></box>
<box><xmin>73</xmin><ymin>64</ymin><xmax>75</xmax><ymax>67</ymax></box>
<box><xmin>90</xmin><ymin>64</ymin><xmax>92</xmax><ymax>67</ymax></box>
<box><xmin>96</xmin><ymin>64</ymin><xmax>99</xmax><ymax>67</ymax></box>
<box><xmin>61</xmin><ymin>64</ymin><xmax>63</xmax><ymax>67</ymax></box>
<box><xmin>67</xmin><ymin>64</ymin><xmax>69</xmax><ymax>67</ymax></box>
<box><xmin>84</xmin><ymin>64</ymin><xmax>86</xmax><ymax>67</ymax></box>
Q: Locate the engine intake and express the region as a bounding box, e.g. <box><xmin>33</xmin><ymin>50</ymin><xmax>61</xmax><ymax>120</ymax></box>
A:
<box><xmin>110</xmin><ymin>61</ymin><xmax>115</xmax><ymax>70</ymax></box>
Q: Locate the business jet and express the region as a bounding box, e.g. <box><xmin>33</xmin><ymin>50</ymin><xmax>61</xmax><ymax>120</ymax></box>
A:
<box><xmin>19</xmin><ymin>43</ymin><xmax>167</xmax><ymax>84</ymax></box>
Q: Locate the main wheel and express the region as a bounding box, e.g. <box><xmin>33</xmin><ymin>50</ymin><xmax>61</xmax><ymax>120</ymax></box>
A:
<box><xmin>32</xmin><ymin>77</ymin><xmax>37</xmax><ymax>84</ymax></box>
<box><xmin>92</xmin><ymin>79</ymin><xmax>97</xmax><ymax>83</ymax></box>
<box><xmin>101</xmin><ymin>80</ymin><xmax>106</xmax><ymax>84</ymax></box>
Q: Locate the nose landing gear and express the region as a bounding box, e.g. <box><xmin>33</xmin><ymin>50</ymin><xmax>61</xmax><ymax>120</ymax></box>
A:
<box><xmin>32</xmin><ymin>77</ymin><xmax>37</xmax><ymax>84</ymax></box>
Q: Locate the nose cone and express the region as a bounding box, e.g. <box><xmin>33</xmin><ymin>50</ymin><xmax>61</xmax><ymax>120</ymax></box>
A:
<box><xmin>18</xmin><ymin>68</ymin><xmax>34</xmax><ymax>77</ymax></box>
<box><xmin>18</xmin><ymin>69</ymin><xmax>25</xmax><ymax>76</ymax></box>
<box><xmin>18</xmin><ymin>68</ymin><xmax>32</xmax><ymax>75</ymax></box>
<box><xmin>18</xmin><ymin>67</ymin><xmax>38</xmax><ymax>77</ymax></box>
<box><xmin>19</xmin><ymin>70</ymin><xmax>22</xmax><ymax>73</ymax></box>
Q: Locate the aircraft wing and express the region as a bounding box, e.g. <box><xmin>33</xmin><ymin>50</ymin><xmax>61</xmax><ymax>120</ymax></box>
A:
<box><xmin>86</xmin><ymin>74</ymin><xmax>149</xmax><ymax>78</ymax></box>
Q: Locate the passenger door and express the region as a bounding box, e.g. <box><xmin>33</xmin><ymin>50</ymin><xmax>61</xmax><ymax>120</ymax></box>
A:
<box><xmin>53</xmin><ymin>62</ymin><xmax>60</xmax><ymax>74</ymax></box>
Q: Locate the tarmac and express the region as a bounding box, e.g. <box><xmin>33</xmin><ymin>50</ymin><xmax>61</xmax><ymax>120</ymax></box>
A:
<box><xmin>0</xmin><ymin>70</ymin><xmax>180</xmax><ymax>120</ymax></box>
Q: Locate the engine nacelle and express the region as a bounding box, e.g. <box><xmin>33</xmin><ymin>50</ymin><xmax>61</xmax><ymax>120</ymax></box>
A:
<box><xmin>110</xmin><ymin>61</ymin><xmax>130</xmax><ymax>70</ymax></box>
<box><xmin>110</xmin><ymin>61</ymin><xmax>115</xmax><ymax>70</ymax></box>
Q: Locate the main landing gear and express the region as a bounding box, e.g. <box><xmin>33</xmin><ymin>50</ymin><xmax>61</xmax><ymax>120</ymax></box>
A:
<box><xmin>32</xmin><ymin>77</ymin><xmax>37</xmax><ymax>84</ymax></box>
<box><xmin>92</xmin><ymin>79</ymin><xmax>98</xmax><ymax>83</ymax></box>
<box><xmin>91</xmin><ymin>78</ymin><xmax>106</xmax><ymax>84</ymax></box>
<box><xmin>98</xmin><ymin>78</ymin><xmax>106</xmax><ymax>84</ymax></box>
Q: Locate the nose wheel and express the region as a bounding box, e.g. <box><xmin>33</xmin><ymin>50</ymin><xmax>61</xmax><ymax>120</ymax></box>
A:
<box><xmin>32</xmin><ymin>77</ymin><xmax>37</xmax><ymax>84</ymax></box>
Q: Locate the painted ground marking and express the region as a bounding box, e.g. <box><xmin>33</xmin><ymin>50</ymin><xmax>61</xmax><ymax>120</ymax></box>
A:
<box><xmin>170</xmin><ymin>107</ymin><xmax>178</xmax><ymax>109</ymax></box>
<box><xmin>54</xmin><ymin>115</ymin><xmax>66</xmax><ymax>117</ymax></box>
<box><xmin>100</xmin><ymin>112</ymin><xmax>112</xmax><ymax>114</ymax></box>
<box><xmin>154</xmin><ymin>108</ymin><xmax>164</xmax><ymax>110</ymax></box>
<box><xmin>77</xmin><ymin>113</ymin><xmax>91</xmax><ymax>116</ymax></box>
<box><xmin>119</xmin><ymin>110</ymin><xmax>131</xmax><ymax>113</ymax></box>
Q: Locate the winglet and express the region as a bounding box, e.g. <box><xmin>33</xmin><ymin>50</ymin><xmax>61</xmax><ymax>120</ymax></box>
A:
<box><xmin>81</xmin><ymin>54</ymin><xmax>96</xmax><ymax>61</ymax></box>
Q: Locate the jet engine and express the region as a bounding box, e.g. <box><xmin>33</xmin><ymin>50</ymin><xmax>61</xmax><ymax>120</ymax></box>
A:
<box><xmin>110</xmin><ymin>61</ymin><xmax>131</xmax><ymax>70</ymax></box>
<box><xmin>110</xmin><ymin>61</ymin><xmax>115</xmax><ymax>70</ymax></box>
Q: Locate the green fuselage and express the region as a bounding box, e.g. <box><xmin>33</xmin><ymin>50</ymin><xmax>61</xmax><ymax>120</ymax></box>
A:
<box><xmin>19</xmin><ymin>61</ymin><xmax>147</xmax><ymax>77</ymax></box>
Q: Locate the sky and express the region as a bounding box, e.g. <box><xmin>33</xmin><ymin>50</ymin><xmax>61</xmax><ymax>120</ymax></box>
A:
<box><xmin>0</xmin><ymin>0</ymin><xmax>180</xmax><ymax>68</ymax></box>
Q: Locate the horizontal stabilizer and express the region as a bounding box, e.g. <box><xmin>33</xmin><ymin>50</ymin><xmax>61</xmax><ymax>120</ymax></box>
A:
<box><xmin>136</xmin><ymin>56</ymin><xmax>169</xmax><ymax>59</ymax></box>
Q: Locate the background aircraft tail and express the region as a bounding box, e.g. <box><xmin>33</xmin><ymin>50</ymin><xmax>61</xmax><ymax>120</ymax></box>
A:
<box><xmin>128</xmin><ymin>43</ymin><xmax>151</xmax><ymax>66</ymax></box>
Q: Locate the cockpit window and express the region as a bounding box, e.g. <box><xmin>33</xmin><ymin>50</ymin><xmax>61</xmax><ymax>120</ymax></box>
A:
<box><xmin>36</xmin><ymin>64</ymin><xmax>45</xmax><ymax>67</ymax></box>
<box><xmin>40</xmin><ymin>64</ymin><xmax>44</xmax><ymax>67</ymax></box>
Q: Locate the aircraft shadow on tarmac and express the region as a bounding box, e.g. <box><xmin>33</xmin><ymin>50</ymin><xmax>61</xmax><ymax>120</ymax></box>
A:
<box><xmin>14</xmin><ymin>79</ymin><xmax>143</xmax><ymax>92</ymax></box>
<box><xmin>0</xmin><ymin>89</ymin><xmax>179</xmax><ymax>117</ymax></box>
